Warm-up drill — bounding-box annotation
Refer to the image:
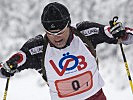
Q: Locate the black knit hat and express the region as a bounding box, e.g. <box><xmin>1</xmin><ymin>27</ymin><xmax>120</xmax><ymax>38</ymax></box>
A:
<box><xmin>41</xmin><ymin>2</ymin><xmax>71</xmax><ymax>31</ymax></box>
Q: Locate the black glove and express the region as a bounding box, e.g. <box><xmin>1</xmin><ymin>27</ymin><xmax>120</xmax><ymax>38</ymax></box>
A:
<box><xmin>109</xmin><ymin>16</ymin><xmax>126</xmax><ymax>39</ymax></box>
<box><xmin>1</xmin><ymin>68</ymin><xmax>15</xmax><ymax>77</ymax></box>
<box><xmin>1</xmin><ymin>61</ymin><xmax>18</xmax><ymax>77</ymax></box>
<box><xmin>1</xmin><ymin>54</ymin><xmax>20</xmax><ymax>77</ymax></box>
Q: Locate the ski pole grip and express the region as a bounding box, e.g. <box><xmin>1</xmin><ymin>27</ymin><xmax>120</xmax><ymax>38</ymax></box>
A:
<box><xmin>113</xmin><ymin>16</ymin><xmax>118</xmax><ymax>25</ymax></box>
<box><xmin>109</xmin><ymin>16</ymin><xmax>118</xmax><ymax>27</ymax></box>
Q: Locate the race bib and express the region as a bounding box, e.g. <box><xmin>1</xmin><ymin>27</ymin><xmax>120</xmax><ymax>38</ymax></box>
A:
<box><xmin>55</xmin><ymin>71</ymin><xmax>93</xmax><ymax>98</ymax></box>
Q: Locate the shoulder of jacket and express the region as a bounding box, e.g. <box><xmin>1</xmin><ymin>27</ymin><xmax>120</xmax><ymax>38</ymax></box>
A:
<box><xmin>26</xmin><ymin>34</ymin><xmax>44</xmax><ymax>44</ymax></box>
<box><xmin>20</xmin><ymin>34</ymin><xmax>48</xmax><ymax>53</ymax></box>
<box><xmin>76</xmin><ymin>21</ymin><xmax>104</xmax><ymax>31</ymax></box>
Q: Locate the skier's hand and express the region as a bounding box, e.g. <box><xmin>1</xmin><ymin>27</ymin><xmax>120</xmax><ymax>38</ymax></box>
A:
<box><xmin>1</xmin><ymin>54</ymin><xmax>20</xmax><ymax>77</ymax></box>
<box><xmin>109</xmin><ymin>17</ymin><xmax>126</xmax><ymax>39</ymax></box>
<box><xmin>1</xmin><ymin>61</ymin><xmax>18</xmax><ymax>77</ymax></box>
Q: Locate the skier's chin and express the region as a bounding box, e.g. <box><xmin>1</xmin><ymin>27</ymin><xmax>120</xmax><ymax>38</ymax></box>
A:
<box><xmin>54</xmin><ymin>40</ymin><xmax>66</xmax><ymax>48</ymax></box>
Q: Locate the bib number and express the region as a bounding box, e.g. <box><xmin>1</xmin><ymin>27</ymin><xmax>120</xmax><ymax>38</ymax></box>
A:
<box><xmin>55</xmin><ymin>71</ymin><xmax>93</xmax><ymax>98</ymax></box>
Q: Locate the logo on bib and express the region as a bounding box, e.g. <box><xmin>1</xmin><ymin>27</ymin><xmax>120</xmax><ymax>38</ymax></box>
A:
<box><xmin>49</xmin><ymin>52</ymin><xmax>87</xmax><ymax>76</ymax></box>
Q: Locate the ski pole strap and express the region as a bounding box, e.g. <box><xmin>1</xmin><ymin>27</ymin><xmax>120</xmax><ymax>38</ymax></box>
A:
<box><xmin>112</xmin><ymin>16</ymin><xmax>118</xmax><ymax>25</ymax></box>
<box><xmin>109</xmin><ymin>16</ymin><xmax>118</xmax><ymax>28</ymax></box>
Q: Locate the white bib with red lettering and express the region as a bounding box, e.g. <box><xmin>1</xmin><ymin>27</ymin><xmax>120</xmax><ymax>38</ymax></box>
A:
<box><xmin>45</xmin><ymin>35</ymin><xmax>104</xmax><ymax>100</ymax></box>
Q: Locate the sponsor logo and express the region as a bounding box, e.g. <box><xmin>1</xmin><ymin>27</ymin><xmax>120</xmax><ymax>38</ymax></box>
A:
<box><xmin>81</xmin><ymin>27</ymin><xmax>99</xmax><ymax>36</ymax></box>
<box><xmin>51</xmin><ymin>24</ymin><xmax>56</xmax><ymax>29</ymax></box>
<box><xmin>49</xmin><ymin>52</ymin><xmax>87</xmax><ymax>76</ymax></box>
<box><xmin>29</xmin><ymin>46</ymin><xmax>43</xmax><ymax>55</ymax></box>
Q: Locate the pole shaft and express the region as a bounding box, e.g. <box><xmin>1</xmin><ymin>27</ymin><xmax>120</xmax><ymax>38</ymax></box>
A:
<box><xmin>120</xmin><ymin>43</ymin><xmax>133</xmax><ymax>93</ymax></box>
<box><xmin>3</xmin><ymin>78</ymin><xmax>10</xmax><ymax>100</ymax></box>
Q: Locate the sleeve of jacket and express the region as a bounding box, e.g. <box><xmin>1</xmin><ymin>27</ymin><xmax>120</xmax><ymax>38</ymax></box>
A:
<box><xmin>1</xmin><ymin>35</ymin><xmax>45</xmax><ymax>74</ymax></box>
<box><xmin>76</xmin><ymin>21</ymin><xmax>118</xmax><ymax>48</ymax></box>
<box><xmin>122</xmin><ymin>27</ymin><xmax>133</xmax><ymax>45</ymax></box>
<box><xmin>0</xmin><ymin>35</ymin><xmax>46</xmax><ymax>78</ymax></box>
<box><xmin>17</xmin><ymin>35</ymin><xmax>45</xmax><ymax>73</ymax></box>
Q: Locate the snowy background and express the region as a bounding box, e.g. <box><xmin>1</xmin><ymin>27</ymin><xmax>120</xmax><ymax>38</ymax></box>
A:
<box><xmin>0</xmin><ymin>0</ymin><xmax>133</xmax><ymax>100</ymax></box>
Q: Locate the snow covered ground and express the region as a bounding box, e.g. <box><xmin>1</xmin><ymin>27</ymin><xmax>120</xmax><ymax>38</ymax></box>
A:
<box><xmin>0</xmin><ymin>69</ymin><xmax>133</xmax><ymax>100</ymax></box>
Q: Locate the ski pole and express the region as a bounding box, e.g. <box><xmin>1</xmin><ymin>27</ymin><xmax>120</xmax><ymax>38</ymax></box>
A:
<box><xmin>111</xmin><ymin>16</ymin><xmax>133</xmax><ymax>93</ymax></box>
<box><xmin>3</xmin><ymin>65</ymin><xmax>13</xmax><ymax>100</ymax></box>
<box><xmin>119</xmin><ymin>43</ymin><xmax>133</xmax><ymax>93</ymax></box>
<box><xmin>3</xmin><ymin>77</ymin><xmax>10</xmax><ymax>100</ymax></box>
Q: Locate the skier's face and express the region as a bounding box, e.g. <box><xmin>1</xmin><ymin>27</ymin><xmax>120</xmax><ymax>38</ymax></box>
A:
<box><xmin>46</xmin><ymin>27</ymin><xmax>70</xmax><ymax>48</ymax></box>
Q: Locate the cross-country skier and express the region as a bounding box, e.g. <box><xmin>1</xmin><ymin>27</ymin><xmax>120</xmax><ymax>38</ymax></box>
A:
<box><xmin>0</xmin><ymin>2</ymin><xmax>133</xmax><ymax>100</ymax></box>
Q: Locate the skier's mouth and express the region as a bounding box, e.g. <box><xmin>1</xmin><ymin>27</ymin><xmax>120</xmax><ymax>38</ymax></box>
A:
<box><xmin>54</xmin><ymin>39</ymin><xmax>65</xmax><ymax>47</ymax></box>
<box><xmin>55</xmin><ymin>39</ymin><xmax>63</xmax><ymax>43</ymax></box>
